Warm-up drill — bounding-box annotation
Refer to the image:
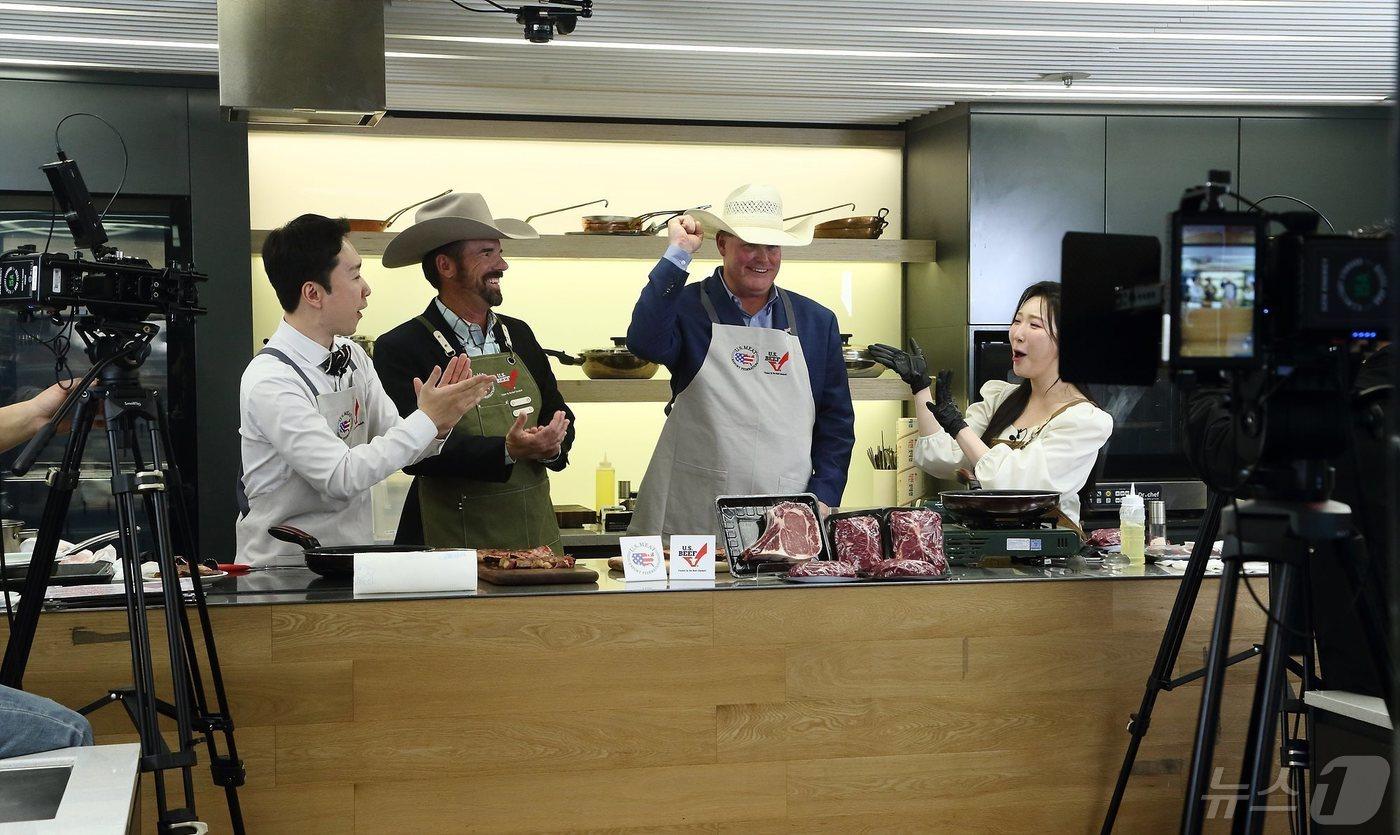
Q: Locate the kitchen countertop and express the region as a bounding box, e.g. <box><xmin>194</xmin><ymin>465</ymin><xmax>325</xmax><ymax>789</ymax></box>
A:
<box><xmin>142</xmin><ymin>555</ymin><xmax>1204</xmax><ymax>608</ymax></box>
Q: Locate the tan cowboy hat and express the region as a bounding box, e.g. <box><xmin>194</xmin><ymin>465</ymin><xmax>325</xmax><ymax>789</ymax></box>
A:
<box><xmin>381</xmin><ymin>193</ymin><xmax>539</xmax><ymax>268</ymax></box>
<box><xmin>688</xmin><ymin>183</ymin><xmax>814</xmax><ymax>247</ymax></box>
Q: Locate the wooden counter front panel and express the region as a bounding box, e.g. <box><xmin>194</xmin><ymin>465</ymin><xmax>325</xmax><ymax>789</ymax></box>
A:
<box><xmin>4</xmin><ymin>580</ymin><xmax>1274</xmax><ymax>833</ymax></box>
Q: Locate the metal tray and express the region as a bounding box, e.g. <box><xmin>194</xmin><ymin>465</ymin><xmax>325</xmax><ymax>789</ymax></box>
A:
<box><xmin>779</xmin><ymin>574</ymin><xmax>861</xmax><ymax>585</ymax></box>
<box><xmin>715</xmin><ymin>493</ymin><xmax>832</xmax><ymax>577</ymax></box>
<box><xmin>861</xmin><ymin>573</ymin><xmax>953</xmax><ymax>583</ymax></box>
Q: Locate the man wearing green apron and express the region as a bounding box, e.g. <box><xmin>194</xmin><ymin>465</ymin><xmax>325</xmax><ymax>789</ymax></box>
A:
<box><xmin>375</xmin><ymin>194</ymin><xmax>575</xmax><ymax>553</ymax></box>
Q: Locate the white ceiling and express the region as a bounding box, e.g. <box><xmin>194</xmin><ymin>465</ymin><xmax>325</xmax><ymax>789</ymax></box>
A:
<box><xmin>0</xmin><ymin>0</ymin><xmax>1394</xmax><ymax>124</ymax></box>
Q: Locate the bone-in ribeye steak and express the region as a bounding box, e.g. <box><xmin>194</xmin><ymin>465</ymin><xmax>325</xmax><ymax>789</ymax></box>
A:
<box><xmin>741</xmin><ymin>501</ymin><xmax>822</xmax><ymax>562</ymax></box>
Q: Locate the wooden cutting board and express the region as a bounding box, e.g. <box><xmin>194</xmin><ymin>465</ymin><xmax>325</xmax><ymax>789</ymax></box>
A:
<box><xmin>478</xmin><ymin>566</ymin><xmax>599</xmax><ymax>586</ymax></box>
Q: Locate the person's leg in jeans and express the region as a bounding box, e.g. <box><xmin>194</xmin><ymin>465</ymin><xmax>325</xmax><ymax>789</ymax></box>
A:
<box><xmin>0</xmin><ymin>683</ymin><xmax>93</xmax><ymax>758</ymax></box>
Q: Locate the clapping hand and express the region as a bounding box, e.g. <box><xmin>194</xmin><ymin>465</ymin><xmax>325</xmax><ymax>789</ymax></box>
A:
<box><xmin>506</xmin><ymin>409</ymin><xmax>570</xmax><ymax>462</ymax></box>
<box><xmin>415</xmin><ymin>355</ymin><xmax>495</xmax><ymax>436</ymax></box>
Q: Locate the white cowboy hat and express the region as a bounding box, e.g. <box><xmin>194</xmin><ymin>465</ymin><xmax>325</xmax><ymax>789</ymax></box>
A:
<box><xmin>688</xmin><ymin>183</ymin><xmax>814</xmax><ymax>248</ymax></box>
<box><xmin>381</xmin><ymin>193</ymin><xmax>538</xmax><ymax>268</ymax></box>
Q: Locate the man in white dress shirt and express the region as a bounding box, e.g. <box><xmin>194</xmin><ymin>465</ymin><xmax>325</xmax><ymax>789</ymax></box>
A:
<box><xmin>235</xmin><ymin>214</ymin><xmax>493</xmax><ymax>566</ymax></box>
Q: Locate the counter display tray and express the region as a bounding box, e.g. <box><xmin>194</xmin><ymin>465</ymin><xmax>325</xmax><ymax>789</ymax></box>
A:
<box><xmin>478</xmin><ymin>566</ymin><xmax>599</xmax><ymax>586</ymax></box>
<box><xmin>861</xmin><ymin>573</ymin><xmax>953</xmax><ymax>583</ymax></box>
<box><xmin>778</xmin><ymin>574</ymin><xmax>861</xmax><ymax>585</ymax></box>
<box><xmin>716</xmin><ymin>493</ymin><xmax>834</xmax><ymax>577</ymax></box>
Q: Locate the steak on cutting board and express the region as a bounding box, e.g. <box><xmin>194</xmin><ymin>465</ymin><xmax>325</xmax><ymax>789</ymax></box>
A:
<box><xmin>741</xmin><ymin>501</ymin><xmax>822</xmax><ymax>562</ymax></box>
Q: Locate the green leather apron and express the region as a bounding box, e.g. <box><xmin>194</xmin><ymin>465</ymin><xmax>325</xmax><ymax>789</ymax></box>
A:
<box><xmin>413</xmin><ymin>315</ymin><xmax>562</xmax><ymax>554</ymax></box>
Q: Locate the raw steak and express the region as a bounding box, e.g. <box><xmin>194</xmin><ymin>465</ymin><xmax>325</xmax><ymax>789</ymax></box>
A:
<box><xmin>868</xmin><ymin>558</ymin><xmax>945</xmax><ymax>578</ymax></box>
<box><xmin>832</xmin><ymin>515</ymin><xmax>883</xmax><ymax>571</ymax></box>
<box><xmin>787</xmin><ymin>559</ymin><xmax>857</xmax><ymax>578</ymax></box>
<box><xmin>887</xmin><ymin>509</ymin><xmax>946</xmax><ymax>572</ymax></box>
<box><xmin>741</xmin><ymin>501</ymin><xmax>822</xmax><ymax>562</ymax></box>
<box><xmin>1088</xmin><ymin>528</ymin><xmax>1121</xmax><ymax>547</ymax></box>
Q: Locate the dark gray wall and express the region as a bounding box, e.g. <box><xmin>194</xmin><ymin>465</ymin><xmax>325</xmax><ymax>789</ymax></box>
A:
<box><xmin>904</xmin><ymin>107</ymin><xmax>971</xmax><ymax>398</ymax></box>
<box><xmin>0</xmin><ymin>74</ymin><xmax>250</xmax><ymax>559</ymax></box>
<box><xmin>1239</xmin><ymin>117</ymin><xmax>1393</xmax><ymax>233</ymax></box>
<box><xmin>968</xmin><ymin>114</ymin><xmax>1106</xmax><ymax>325</ymax></box>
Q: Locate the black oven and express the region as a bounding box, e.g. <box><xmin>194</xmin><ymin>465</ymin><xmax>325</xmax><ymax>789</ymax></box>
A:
<box><xmin>969</xmin><ymin>327</ymin><xmax>1207</xmax><ymax>533</ymax></box>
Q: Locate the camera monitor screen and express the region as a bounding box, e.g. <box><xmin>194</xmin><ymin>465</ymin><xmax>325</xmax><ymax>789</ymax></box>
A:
<box><xmin>1176</xmin><ymin>220</ymin><xmax>1259</xmax><ymax>360</ymax></box>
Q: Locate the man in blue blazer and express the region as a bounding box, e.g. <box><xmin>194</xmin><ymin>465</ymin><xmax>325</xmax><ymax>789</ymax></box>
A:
<box><xmin>625</xmin><ymin>184</ymin><xmax>855</xmax><ymax>539</ymax></box>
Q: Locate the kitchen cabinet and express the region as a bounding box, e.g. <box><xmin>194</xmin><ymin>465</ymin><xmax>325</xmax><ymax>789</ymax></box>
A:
<box><xmin>4</xmin><ymin>569</ymin><xmax>1277</xmax><ymax>832</ymax></box>
<box><xmin>1239</xmin><ymin>117</ymin><xmax>1392</xmax><ymax>234</ymax></box>
<box><xmin>968</xmin><ymin>113</ymin><xmax>1106</xmax><ymax>324</ymax></box>
<box><xmin>1106</xmin><ymin>115</ymin><xmax>1239</xmax><ymax>276</ymax></box>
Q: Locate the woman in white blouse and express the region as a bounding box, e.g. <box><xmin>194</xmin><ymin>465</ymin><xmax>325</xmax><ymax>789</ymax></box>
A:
<box><xmin>870</xmin><ymin>281</ymin><xmax>1112</xmax><ymax>529</ymax></box>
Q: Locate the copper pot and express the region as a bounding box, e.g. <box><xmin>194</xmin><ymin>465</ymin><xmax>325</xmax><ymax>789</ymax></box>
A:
<box><xmin>346</xmin><ymin>189</ymin><xmax>452</xmax><ymax>232</ymax></box>
<box><xmin>815</xmin><ymin>207</ymin><xmax>890</xmax><ymax>239</ymax></box>
<box><xmin>545</xmin><ymin>338</ymin><xmax>659</xmax><ymax>380</ymax></box>
<box><xmin>580</xmin><ymin>206</ymin><xmax>711</xmax><ymax>236</ymax></box>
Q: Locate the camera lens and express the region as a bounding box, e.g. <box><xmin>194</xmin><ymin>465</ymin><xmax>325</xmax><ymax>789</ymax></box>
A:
<box><xmin>523</xmin><ymin>20</ymin><xmax>553</xmax><ymax>42</ymax></box>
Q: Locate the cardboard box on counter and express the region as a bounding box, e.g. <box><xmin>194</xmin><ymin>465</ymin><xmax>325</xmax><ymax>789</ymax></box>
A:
<box><xmin>897</xmin><ymin>465</ymin><xmax>927</xmax><ymax>506</ymax></box>
<box><xmin>897</xmin><ymin>433</ymin><xmax>917</xmax><ymax>470</ymax></box>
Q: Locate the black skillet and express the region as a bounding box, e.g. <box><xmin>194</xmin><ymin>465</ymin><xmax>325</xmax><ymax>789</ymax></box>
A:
<box><xmin>267</xmin><ymin>525</ymin><xmax>456</xmax><ymax>578</ymax></box>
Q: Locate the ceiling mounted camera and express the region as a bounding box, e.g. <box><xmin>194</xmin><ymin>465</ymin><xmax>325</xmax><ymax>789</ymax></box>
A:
<box><xmin>449</xmin><ymin>0</ymin><xmax>593</xmax><ymax>44</ymax></box>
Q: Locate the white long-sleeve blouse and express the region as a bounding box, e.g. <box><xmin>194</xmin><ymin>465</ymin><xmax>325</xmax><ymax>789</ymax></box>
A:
<box><xmin>913</xmin><ymin>380</ymin><xmax>1113</xmax><ymax>526</ymax></box>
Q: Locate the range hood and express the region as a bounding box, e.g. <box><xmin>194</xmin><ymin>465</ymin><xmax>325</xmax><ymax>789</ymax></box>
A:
<box><xmin>218</xmin><ymin>0</ymin><xmax>386</xmax><ymax>127</ymax></box>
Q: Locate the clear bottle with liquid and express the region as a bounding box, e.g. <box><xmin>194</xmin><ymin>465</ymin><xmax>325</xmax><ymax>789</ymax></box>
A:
<box><xmin>595</xmin><ymin>453</ymin><xmax>615</xmax><ymax>512</ymax></box>
<box><xmin>1119</xmin><ymin>485</ymin><xmax>1146</xmax><ymax>565</ymax></box>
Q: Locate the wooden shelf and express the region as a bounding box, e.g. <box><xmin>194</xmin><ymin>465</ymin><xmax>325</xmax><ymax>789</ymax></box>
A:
<box><xmin>557</xmin><ymin>377</ymin><xmax>908</xmax><ymax>403</ymax></box>
<box><xmin>250</xmin><ymin>230</ymin><xmax>936</xmax><ymax>264</ymax></box>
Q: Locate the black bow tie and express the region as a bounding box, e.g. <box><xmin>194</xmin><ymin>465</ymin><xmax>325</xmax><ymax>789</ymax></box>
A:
<box><xmin>320</xmin><ymin>344</ymin><xmax>353</xmax><ymax>377</ymax></box>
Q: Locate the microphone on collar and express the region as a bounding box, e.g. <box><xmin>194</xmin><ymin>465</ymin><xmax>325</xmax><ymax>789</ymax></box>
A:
<box><xmin>320</xmin><ymin>344</ymin><xmax>353</xmax><ymax>378</ymax></box>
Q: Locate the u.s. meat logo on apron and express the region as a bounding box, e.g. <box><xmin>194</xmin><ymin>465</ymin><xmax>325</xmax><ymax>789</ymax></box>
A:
<box><xmin>764</xmin><ymin>350</ymin><xmax>791</xmax><ymax>374</ymax></box>
<box><xmin>731</xmin><ymin>345</ymin><xmax>759</xmax><ymax>370</ymax></box>
<box><xmin>336</xmin><ymin>410</ymin><xmax>354</xmax><ymax>439</ymax></box>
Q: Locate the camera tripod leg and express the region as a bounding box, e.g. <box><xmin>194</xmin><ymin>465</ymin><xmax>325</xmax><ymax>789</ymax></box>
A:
<box><xmin>1102</xmin><ymin>492</ymin><xmax>1225</xmax><ymax>834</ymax></box>
<box><xmin>1233</xmin><ymin>559</ymin><xmax>1300</xmax><ymax>834</ymax></box>
<box><xmin>1182</xmin><ymin>557</ymin><xmax>1242</xmax><ymax>832</ymax></box>
<box><xmin>143</xmin><ymin>392</ymin><xmax>246</xmax><ymax>832</ymax></box>
<box><xmin>0</xmin><ymin>391</ymin><xmax>101</xmax><ymax>687</ymax></box>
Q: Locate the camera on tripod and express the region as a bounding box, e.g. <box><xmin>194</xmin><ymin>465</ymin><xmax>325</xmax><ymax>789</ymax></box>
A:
<box><xmin>1167</xmin><ymin>170</ymin><xmax>1388</xmax><ymax>372</ymax></box>
<box><xmin>0</xmin><ymin>152</ymin><xmax>205</xmax><ymax>325</ymax></box>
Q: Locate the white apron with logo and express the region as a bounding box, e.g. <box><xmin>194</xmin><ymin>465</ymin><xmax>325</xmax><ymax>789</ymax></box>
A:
<box><xmin>629</xmin><ymin>287</ymin><xmax>817</xmax><ymax>539</ymax></box>
<box><xmin>235</xmin><ymin>348</ymin><xmax>370</xmax><ymax>567</ymax></box>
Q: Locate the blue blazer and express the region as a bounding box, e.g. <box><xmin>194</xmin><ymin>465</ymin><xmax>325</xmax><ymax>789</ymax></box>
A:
<box><xmin>626</xmin><ymin>261</ymin><xmax>855</xmax><ymax>506</ymax></box>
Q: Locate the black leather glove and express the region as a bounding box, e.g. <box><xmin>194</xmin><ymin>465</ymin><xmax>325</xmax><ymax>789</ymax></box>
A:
<box><xmin>926</xmin><ymin>369</ymin><xmax>968</xmax><ymax>436</ymax></box>
<box><xmin>868</xmin><ymin>338</ymin><xmax>931</xmax><ymax>394</ymax></box>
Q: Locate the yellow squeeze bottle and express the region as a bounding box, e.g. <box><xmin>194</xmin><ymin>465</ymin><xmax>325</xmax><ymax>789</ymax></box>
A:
<box><xmin>1119</xmin><ymin>483</ymin><xmax>1146</xmax><ymax>565</ymax></box>
<box><xmin>595</xmin><ymin>453</ymin><xmax>616</xmax><ymax>512</ymax></box>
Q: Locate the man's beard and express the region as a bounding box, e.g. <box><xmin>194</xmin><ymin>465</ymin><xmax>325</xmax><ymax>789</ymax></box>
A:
<box><xmin>477</xmin><ymin>271</ymin><xmax>504</xmax><ymax>307</ymax></box>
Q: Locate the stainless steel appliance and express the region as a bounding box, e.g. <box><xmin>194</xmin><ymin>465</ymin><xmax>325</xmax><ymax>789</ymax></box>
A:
<box><xmin>0</xmin><ymin>193</ymin><xmax>198</xmax><ymax>543</ymax></box>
